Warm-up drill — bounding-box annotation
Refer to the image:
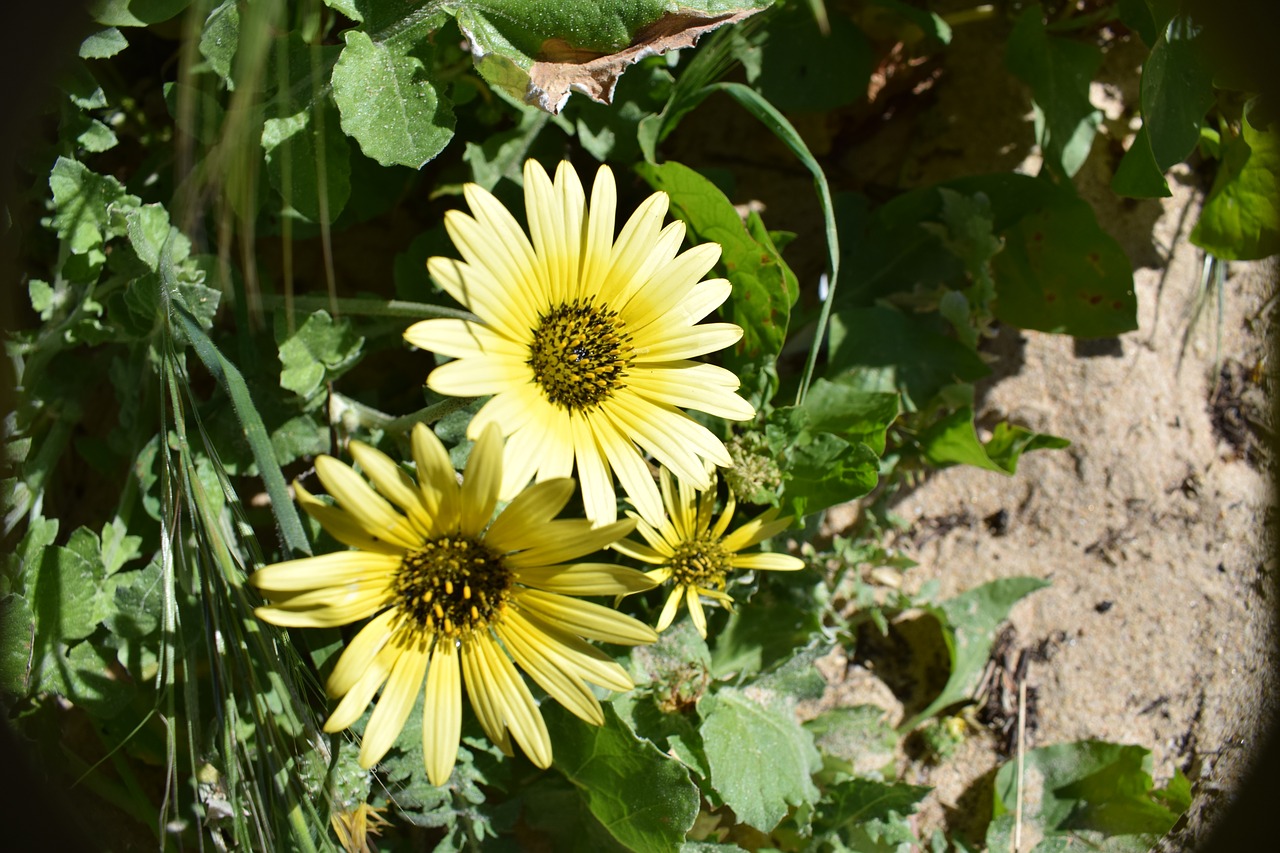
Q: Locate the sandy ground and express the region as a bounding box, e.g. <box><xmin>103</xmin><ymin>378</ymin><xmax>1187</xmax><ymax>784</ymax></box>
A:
<box><xmin>806</xmin><ymin>22</ymin><xmax>1279</xmax><ymax>851</ymax></box>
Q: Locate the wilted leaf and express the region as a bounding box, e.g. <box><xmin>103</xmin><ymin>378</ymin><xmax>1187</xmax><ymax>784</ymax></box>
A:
<box><xmin>456</xmin><ymin>1</ymin><xmax>771</xmax><ymax>114</ymax></box>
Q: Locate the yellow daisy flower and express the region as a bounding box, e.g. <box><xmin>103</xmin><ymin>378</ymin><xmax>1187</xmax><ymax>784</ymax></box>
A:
<box><xmin>612</xmin><ymin>468</ymin><xmax>805</xmax><ymax>639</ymax></box>
<box><xmin>403</xmin><ymin>159</ymin><xmax>754</xmax><ymax>527</ymax></box>
<box><xmin>249</xmin><ymin>423</ymin><xmax>657</xmax><ymax>785</ymax></box>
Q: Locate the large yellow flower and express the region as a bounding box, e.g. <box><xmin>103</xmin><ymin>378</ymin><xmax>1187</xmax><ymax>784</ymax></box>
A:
<box><xmin>403</xmin><ymin>159</ymin><xmax>754</xmax><ymax>527</ymax></box>
<box><xmin>249</xmin><ymin>423</ymin><xmax>657</xmax><ymax>785</ymax></box>
<box><xmin>612</xmin><ymin>468</ymin><xmax>805</xmax><ymax>638</ymax></box>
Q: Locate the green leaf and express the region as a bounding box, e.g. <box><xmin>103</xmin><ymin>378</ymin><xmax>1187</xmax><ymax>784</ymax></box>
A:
<box><xmin>91</xmin><ymin>0</ymin><xmax>191</xmax><ymax>27</ymax></box>
<box><xmin>990</xmin><ymin>198</ymin><xmax>1137</xmax><ymax>336</ymax></box>
<box><xmin>771</xmin><ymin>426</ymin><xmax>879</xmax><ymax>520</ymax></box>
<box><xmin>100</xmin><ymin>519</ymin><xmax>142</xmax><ymax>576</ymax></box>
<box><xmin>814</xmin><ymin>777</ymin><xmax>930</xmax><ymax>838</ymax></box>
<box><xmin>73</xmin><ymin>116</ymin><xmax>119</xmax><ymax>153</ymax></box>
<box><xmin>804</xmin><ymin>706</ymin><xmax>899</xmax><ymax>779</ymax></box>
<box><xmin>545</xmin><ymin>703</ymin><xmax>700</xmax><ymax>853</ymax></box>
<box><xmin>700</xmin><ymin>686</ymin><xmax>821</xmax><ymax>832</ymax></box>
<box><xmin>164</xmin><ymin>81</ymin><xmax>227</xmax><ymax>146</ymax></box>
<box><xmin>104</xmin><ymin>559</ymin><xmax>162</xmax><ymax>639</ymax></box>
<box><xmin>919</xmin><ymin>407</ymin><xmax>1069</xmax><ymax>474</ymax></box>
<box><xmin>903</xmin><ymin>577</ymin><xmax>1050</xmax><ymax>729</ymax></box>
<box><xmin>331</xmin><ymin>30</ymin><xmax>455</xmax><ymax>169</ymax></box>
<box><xmin>0</xmin><ymin>595</ymin><xmax>36</xmax><ymax>695</ymax></box>
<box><xmin>275</xmin><ymin>310</ymin><xmax>365</xmax><ymax>399</ymax></box>
<box><xmin>798</xmin><ymin>377</ymin><xmax>900</xmax><ymax>456</ymax></box>
<box><xmin>987</xmin><ymin>741</ymin><xmax>1187</xmax><ymax>850</ymax></box>
<box><xmin>754</xmin><ymin>6</ymin><xmax>871</xmax><ymax>111</ymax></box>
<box><xmin>463</xmin><ymin>103</ymin><xmax>552</xmax><ymax>191</ymax></box>
<box><xmin>827</xmin><ymin>306</ymin><xmax>990</xmax><ymax>409</ymax></box>
<box><xmin>1113</xmin><ymin>15</ymin><xmax>1215</xmax><ymax>198</ymax></box>
<box><xmin>1191</xmin><ymin>103</ymin><xmax>1280</xmax><ymax>260</ymax></box>
<box><xmin>1005</xmin><ymin>3</ymin><xmax>1102</xmax><ymax>179</ymax></box>
<box><xmin>79</xmin><ymin>27</ymin><xmax>129</xmax><ymax>59</ymax></box>
<box><xmin>48</xmin><ymin>157</ymin><xmax>138</xmax><ymax>256</ymax></box>
<box><xmin>636</xmin><ymin>161</ymin><xmax>797</xmax><ymax>369</ymax></box>
<box><xmin>39</xmin><ymin>639</ymin><xmax>135</xmax><ymax>718</ymax></box>
<box><xmin>32</xmin><ymin>538</ymin><xmax>109</xmax><ymax>645</ymax></box>
<box><xmin>264</xmin><ymin>37</ymin><xmax>351</xmax><ymax>222</ymax></box>
<box><xmin>711</xmin><ymin>573</ymin><xmax>825</xmax><ymax>679</ymax></box>
<box><xmin>200</xmin><ymin>0</ymin><xmax>239</xmax><ymax>87</ymax></box>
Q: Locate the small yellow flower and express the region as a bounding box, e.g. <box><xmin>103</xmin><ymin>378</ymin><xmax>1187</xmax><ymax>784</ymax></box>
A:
<box><xmin>250</xmin><ymin>423</ymin><xmax>657</xmax><ymax>785</ymax></box>
<box><xmin>331</xmin><ymin>802</ymin><xmax>391</xmax><ymax>853</ymax></box>
<box><xmin>403</xmin><ymin>159</ymin><xmax>754</xmax><ymax>527</ymax></box>
<box><xmin>612</xmin><ymin>468</ymin><xmax>805</xmax><ymax>638</ymax></box>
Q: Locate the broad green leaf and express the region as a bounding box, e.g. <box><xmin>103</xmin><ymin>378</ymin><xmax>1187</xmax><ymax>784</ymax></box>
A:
<box><xmin>826</xmin><ymin>306</ymin><xmax>990</xmax><ymax>409</ymax></box>
<box><xmin>323</xmin><ymin>0</ymin><xmax>362</xmax><ymax>23</ymax></box>
<box><xmin>275</xmin><ymin>310</ymin><xmax>365</xmax><ymax>399</ymax></box>
<box><xmin>700</xmin><ymin>687</ymin><xmax>821</xmax><ymax>832</ymax></box>
<box><xmin>91</xmin><ymin>0</ymin><xmax>191</xmax><ymax>27</ymax></box>
<box><xmin>270</xmin><ymin>415</ymin><xmax>329</xmax><ymax>469</ymax></box>
<box><xmin>264</xmin><ymin>37</ymin><xmax>351</xmax><ymax>222</ymax></box>
<box><xmin>636</xmin><ymin>161</ymin><xmax>797</xmax><ymax>369</ymax></box>
<box><xmin>32</xmin><ymin>539</ymin><xmax>109</xmax><ymax>645</ymax></box>
<box><xmin>990</xmin><ymin>198</ymin><xmax>1137</xmax><ymax>336</ymax></box>
<box><xmin>987</xmin><ymin>741</ymin><xmax>1187</xmax><ymax>851</ymax></box>
<box><xmin>104</xmin><ymin>559</ymin><xmax>162</xmax><ymax>639</ymax></box>
<box><xmin>773</xmin><ymin>427</ymin><xmax>879</xmax><ymax>520</ymax></box>
<box><xmin>0</xmin><ymin>595</ymin><xmax>35</xmax><ymax>695</ymax></box>
<box><xmin>814</xmin><ymin>777</ymin><xmax>930</xmax><ymax>839</ymax></box>
<box><xmin>754</xmin><ymin>5</ymin><xmax>871</xmax><ymax>111</ymax></box>
<box><xmin>100</xmin><ymin>520</ymin><xmax>142</xmax><ymax>576</ymax></box>
<box><xmin>331</xmin><ymin>30</ymin><xmax>455</xmax><ymax>169</ymax></box>
<box><xmin>5</xmin><ymin>517</ymin><xmax>59</xmax><ymax>593</ymax></box>
<box><xmin>64</xmin><ymin>62</ymin><xmax>109</xmax><ymax>110</ymax></box>
<box><xmin>200</xmin><ymin>0</ymin><xmax>239</xmax><ymax>86</ymax></box>
<box><xmin>73</xmin><ymin>116</ymin><xmax>119</xmax><ymax>153</ymax></box>
<box><xmin>545</xmin><ymin>703</ymin><xmax>700</xmax><ymax>853</ymax></box>
<box><xmin>919</xmin><ymin>407</ymin><xmax>1069</xmax><ymax>474</ymax></box>
<box><xmin>1113</xmin><ymin>15</ymin><xmax>1215</xmax><ymax>198</ymax></box>
<box><xmin>711</xmin><ymin>572</ymin><xmax>824</xmax><ymax>678</ymax></box>
<box><xmin>48</xmin><ymin>157</ymin><xmax>138</xmax><ymax>256</ymax></box>
<box><xmin>39</xmin><ymin>638</ymin><xmax>135</xmax><ymax>719</ymax></box>
<box><xmin>1191</xmin><ymin>103</ymin><xmax>1280</xmax><ymax>260</ymax></box>
<box><xmin>463</xmin><ymin>104</ymin><xmax>552</xmax><ymax>190</ymax></box>
<box><xmin>164</xmin><ymin>81</ymin><xmax>227</xmax><ymax>146</ymax></box>
<box><xmin>799</xmin><ymin>377</ymin><xmax>900</xmax><ymax>455</ymax></box>
<box><xmin>1116</xmin><ymin>0</ymin><xmax>1158</xmax><ymax>46</ymax></box>
<box><xmin>1005</xmin><ymin>3</ymin><xmax>1102</xmax><ymax>179</ymax></box>
<box><xmin>79</xmin><ymin>27</ymin><xmax>129</xmax><ymax>59</ymax></box>
<box><xmin>804</xmin><ymin>706</ymin><xmax>898</xmax><ymax>779</ymax></box>
<box><xmin>902</xmin><ymin>577</ymin><xmax>1050</xmax><ymax>730</ymax></box>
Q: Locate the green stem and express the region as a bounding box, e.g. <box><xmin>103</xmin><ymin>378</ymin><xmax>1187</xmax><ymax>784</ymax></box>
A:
<box><xmin>258</xmin><ymin>294</ymin><xmax>478</xmax><ymax>323</ymax></box>
<box><xmin>941</xmin><ymin>4</ymin><xmax>997</xmax><ymax>27</ymax></box>
<box><xmin>333</xmin><ymin>393</ymin><xmax>473</xmax><ymax>433</ymax></box>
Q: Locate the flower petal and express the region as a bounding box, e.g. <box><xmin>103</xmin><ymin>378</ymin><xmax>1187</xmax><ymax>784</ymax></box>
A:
<box><xmin>580</xmin><ymin>165</ymin><xmax>617</xmax><ymax>292</ymax></box>
<box><xmin>461</xmin><ymin>637</ymin><xmax>512</xmax><ymax>755</ymax></box>
<box><xmin>633</xmin><ymin>324</ymin><xmax>745</xmax><ymax>363</ymax></box>
<box><xmin>514</xmin><ymin>563</ymin><xmax>655</xmax><ymax>596</ymax></box>
<box><xmin>460</xmin><ymin>422</ymin><xmax>503</xmax><ymax>535</ymax></box>
<box><xmin>326</xmin><ymin>640</ymin><xmax>399</xmax><ymax>732</ymax></box>
<box><xmin>359</xmin><ymin>640</ymin><xmax>429</xmax><ymax>768</ymax></box>
<box><xmin>609</xmin><ymin>536</ymin><xmax>668</xmax><ymax>565</ymax></box>
<box><xmin>722</xmin><ymin>508</ymin><xmax>792</xmax><ymax>552</ymax></box>
<box><xmin>485</xmin><ymin>478</ymin><xmax>575</xmax><ymax>552</ymax></box>
<box><xmin>404</xmin><ymin>317</ymin><xmax>527</xmax><ymax>360</ymax></box>
<box><xmin>512</xmin><ymin>610</ymin><xmax>635</xmax><ymax>692</ymax></box>
<box><xmin>516</xmin><ymin>589</ymin><xmax>658</xmax><ymax>645</ymax></box>
<box><xmin>412</xmin><ymin>423</ymin><xmax>460</xmax><ymax>530</ymax></box>
<box><xmin>426</xmin><ymin>254</ymin><xmax>531</xmax><ymax>344</ymax></box>
<box><xmin>592</xmin><ymin>418</ymin><xmax>663</xmax><ymax>527</ymax></box>
<box><xmin>731</xmin><ymin>551</ymin><xmax>806</xmax><ymax>571</ymax></box>
<box><xmin>621</xmin><ymin>242</ymin><xmax>722</xmax><ymax>332</ymax></box>
<box><xmin>349</xmin><ymin>441</ymin><xmax>432</xmax><ymax>534</ymax></box>
<box><xmin>250</xmin><ymin>551</ymin><xmax>401</xmax><ymax>593</ymax></box>
<box><xmin>497</xmin><ymin>618</ymin><xmax>602</xmax><ymax>726</ymax></box>
<box><xmin>326</xmin><ymin>608</ymin><xmax>400</xmax><ymax>697</ymax></box>
<box><xmin>685</xmin><ymin>585</ymin><xmax>708</xmax><ymax>638</ymax></box>
<box><xmin>505</xmin><ymin>519</ymin><xmax>636</xmax><ymax>567</ymax></box>
<box><xmin>571</xmin><ymin>414</ymin><xmax>616</xmax><ymax>525</ymax></box>
<box><xmin>315</xmin><ymin>456</ymin><xmax>420</xmax><ymax>550</ymax></box>
<box><xmin>654</xmin><ymin>586</ymin><xmax>684</xmax><ymax>632</ymax></box>
<box><xmin>472</xmin><ymin>633</ymin><xmax>552</xmax><ymax>768</ymax></box>
<box><xmin>426</xmin><ymin>354</ymin><xmax>528</xmax><ymax>398</ymax></box>
<box><xmin>294</xmin><ymin>481</ymin><xmax>403</xmax><ymax>556</ymax></box>
<box><xmin>423</xmin><ymin>642</ymin><xmax>463</xmax><ymax>786</ymax></box>
<box><xmin>254</xmin><ymin>583</ymin><xmax>388</xmax><ymax>628</ymax></box>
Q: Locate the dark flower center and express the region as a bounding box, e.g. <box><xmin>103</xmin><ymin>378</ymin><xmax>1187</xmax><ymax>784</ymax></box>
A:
<box><xmin>527</xmin><ymin>298</ymin><xmax>633</xmax><ymax>411</ymax></box>
<box><xmin>666</xmin><ymin>536</ymin><xmax>731</xmax><ymax>591</ymax></box>
<box><xmin>394</xmin><ymin>536</ymin><xmax>510</xmax><ymax>639</ymax></box>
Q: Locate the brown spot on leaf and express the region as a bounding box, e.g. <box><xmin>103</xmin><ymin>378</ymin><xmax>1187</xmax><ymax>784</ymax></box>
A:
<box><xmin>1088</xmin><ymin>294</ymin><xmax>1103</xmax><ymax>305</ymax></box>
<box><xmin>1045</xmin><ymin>292</ymin><xmax>1057</xmax><ymax>303</ymax></box>
<box><xmin>1112</xmin><ymin>300</ymin><xmax>1125</xmax><ymax>311</ymax></box>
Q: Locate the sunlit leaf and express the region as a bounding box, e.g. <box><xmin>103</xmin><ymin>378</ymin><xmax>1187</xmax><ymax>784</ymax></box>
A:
<box><xmin>1191</xmin><ymin>101</ymin><xmax>1280</xmax><ymax>260</ymax></box>
<box><xmin>919</xmin><ymin>406</ymin><xmax>1069</xmax><ymax>474</ymax></box>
